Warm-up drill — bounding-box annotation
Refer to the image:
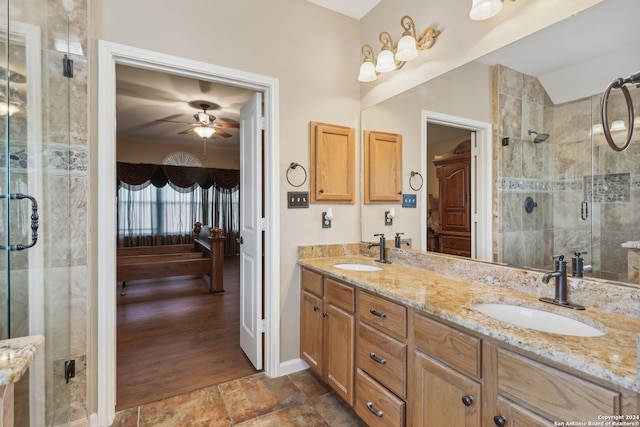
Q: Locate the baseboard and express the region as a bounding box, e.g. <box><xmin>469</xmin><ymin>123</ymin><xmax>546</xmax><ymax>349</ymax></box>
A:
<box><xmin>278</xmin><ymin>357</ymin><xmax>309</xmax><ymax>376</ymax></box>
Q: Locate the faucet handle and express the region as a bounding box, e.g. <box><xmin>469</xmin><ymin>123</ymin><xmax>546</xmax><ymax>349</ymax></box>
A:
<box><xmin>395</xmin><ymin>232</ymin><xmax>404</xmax><ymax>237</ymax></box>
<box><xmin>374</xmin><ymin>233</ymin><xmax>385</xmax><ymax>238</ymax></box>
<box><xmin>574</xmin><ymin>250</ymin><xmax>587</xmax><ymax>258</ymax></box>
<box><xmin>552</xmin><ymin>254</ymin><xmax>565</xmax><ymax>261</ymax></box>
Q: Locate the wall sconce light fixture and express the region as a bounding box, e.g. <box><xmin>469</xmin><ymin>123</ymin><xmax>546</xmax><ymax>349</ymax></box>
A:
<box><xmin>469</xmin><ymin>0</ymin><xmax>516</xmax><ymax>21</ymax></box>
<box><xmin>322</xmin><ymin>208</ymin><xmax>333</xmax><ymax>228</ymax></box>
<box><xmin>385</xmin><ymin>208</ymin><xmax>395</xmax><ymax>226</ymax></box>
<box><xmin>358</xmin><ymin>16</ymin><xmax>440</xmax><ymax>82</ymax></box>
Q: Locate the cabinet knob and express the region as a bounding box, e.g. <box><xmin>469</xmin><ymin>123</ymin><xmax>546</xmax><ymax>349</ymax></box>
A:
<box><xmin>493</xmin><ymin>415</ymin><xmax>506</xmax><ymax>427</ymax></box>
<box><xmin>313</xmin><ymin>305</ymin><xmax>319</xmax><ymax>311</ymax></box>
<box><xmin>369</xmin><ymin>352</ymin><xmax>387</xmax><ymax>365</ymax></box>
<box><xmin>461</xmin><ymin>395</ymin><xmax>473</xmax><ymax>407</ymax></box>
<box><xmin>318</xmin><ymin>188</ymin><xmax>324</xmax><ymax>193</ymax></box>
<box><xmin>322</xmin><ymin>312</ymin><xmax>328</xmax><ymax>318</ymax></box>
<box><xmin>366</xmin><ymin>402</ymin><xmax>384</xmax><ymax>418</ymax></box>
<box><xmin>369</xmin><ymin>308</ymin><xmax>387</xmax><ymax>318</ymax></box>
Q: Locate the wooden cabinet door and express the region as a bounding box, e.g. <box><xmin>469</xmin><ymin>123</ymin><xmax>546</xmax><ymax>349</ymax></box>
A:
<box><xmin>310</xmin><ymin>122</ymin><xmax>355</xmax><ymax>203</ymax></box>
<box><xmin>364</xmin><ymin>130</ymin><xmax>402</xmax><ymax>203</ymax></box>
<box><xmin>412</xmin><ymin>351</ymin><xmax>481</xmax><ymax>427</ymax></box>
<box><xmin>495</xmin><ymin>396</ymin><xmax>552</xmax><ymax>427</ymax></box>
<box><xmin>325</xmin><ymin>303</ymin><xmax>355</xmax><ymax>405</ymax></box>
<box><xmin>300</xmin><ymin>290</ymin><xmax>324</xmax><ymax>376</ymax></box>
<box><xmin>437</xmin><ymin>161</ymin><xmax>470</xmax><ymax>231</ymax></box>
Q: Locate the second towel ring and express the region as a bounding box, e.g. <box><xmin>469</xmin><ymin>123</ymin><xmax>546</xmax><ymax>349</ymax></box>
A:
<box><xmin>409</xmin><ymin>171</ymin><xmax>423</xmax><ymax>191</ymax></box>
<box><xmin>601</xmin><ymin>70</ymin><xmax>639</xmax><ymax>152</ymax></box>
<box><xmin>286</xmin><ymin>162</ymin><xmax>307</xmax><ymax>187</ymax></box>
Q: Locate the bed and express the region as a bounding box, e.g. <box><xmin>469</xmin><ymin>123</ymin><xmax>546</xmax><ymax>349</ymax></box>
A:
<box><xmin>116</xmin><ymin>222</ymin><xmax>225</xmax><ymax>295</ymax></box>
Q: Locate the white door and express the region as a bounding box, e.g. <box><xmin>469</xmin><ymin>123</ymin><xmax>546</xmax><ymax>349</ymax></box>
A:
<box><xmin>239</xmin><ymin>92</ymin><xmax>263</xmax><ymax>369</ymax></box>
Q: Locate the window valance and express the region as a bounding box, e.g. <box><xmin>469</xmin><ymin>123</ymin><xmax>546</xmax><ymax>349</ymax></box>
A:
<box><xmin>117</xmin><ymin>162</ymin><xmax>240</xmax><ymax>192</ymax></box>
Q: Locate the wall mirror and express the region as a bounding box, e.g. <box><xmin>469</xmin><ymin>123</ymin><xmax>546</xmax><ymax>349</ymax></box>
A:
<box><xmin>360</xmin><ymin>0</ymin><xmax>640</xmax><ymax>289</ymax></box>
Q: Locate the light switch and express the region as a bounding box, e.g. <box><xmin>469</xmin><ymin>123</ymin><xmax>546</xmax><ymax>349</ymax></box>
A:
<box><xmin>287</xmin><ymin>191</ymin><xmax>309</xmax><ymax>208</ymax></box>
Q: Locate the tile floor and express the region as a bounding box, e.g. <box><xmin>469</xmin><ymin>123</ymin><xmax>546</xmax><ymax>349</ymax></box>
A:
<box><xmin>109</xmin><ymin>369</ymin><xmax>366</xmax><ymax>426</ymax></box>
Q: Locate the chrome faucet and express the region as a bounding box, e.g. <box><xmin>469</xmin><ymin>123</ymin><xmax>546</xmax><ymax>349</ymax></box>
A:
<box><xmin>540</xmin><ymin>255</ymin><xmax>585</xmax><ymax>310</ymax></box>
<box><xmin>394</xmin><ymin>232</ymin><xmax>410</xmax><ymax>248</ymax></box>
<box><xmin>368</xmin><ymin>233</ymin><xmax>390</xmax><ymax>263</ymax></box>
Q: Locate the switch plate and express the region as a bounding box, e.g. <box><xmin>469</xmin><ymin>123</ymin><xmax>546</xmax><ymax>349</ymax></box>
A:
<box><xmin>402</xmin><ymin>194</ymin><xmax>417</xmax><ymax>208</ymax></box>
<box><xmin>287</xmin><ymin>191</ymin><xmax>309</xmax><ymax>208</ymax></box>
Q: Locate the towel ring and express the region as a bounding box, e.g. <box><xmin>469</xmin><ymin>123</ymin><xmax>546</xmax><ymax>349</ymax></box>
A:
<box><xmin>601</xmin><ymin>71</ymin><xmax>639</xmax><ymax>152</ymax></box>
<box><xmin>286</xmin><ymin>162</ymin><xmax>307</xmax><ymax>187</ymax></box>
<box><xmin>409</xmin><ymin>171</ymin><xmax>423</xmax><ymax>191</ymax></box>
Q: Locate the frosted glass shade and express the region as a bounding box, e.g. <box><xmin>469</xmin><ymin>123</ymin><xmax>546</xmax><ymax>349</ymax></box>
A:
<box><xmin>358</xmin><ymin>61</ymin><xmax>377</xmax><ymax>82</ymax></box>
<box><xmin>194</xmin><ymin>126</ymin><xmax>215</xmax><ymax>138</ymax></box>
<box><xmin>469</xmin><ymin>0</ymin><xmax>503</xmax><ymax>20</ymax></box>
<box><xmin>375</xmin><ymin>49</ymin><xmax>396</xmax><ymax>73</ymax></box>
<box><xmin>395</xmin><ymin>35</ymin><xmax>419</xmax><ymax>62</ymax></box>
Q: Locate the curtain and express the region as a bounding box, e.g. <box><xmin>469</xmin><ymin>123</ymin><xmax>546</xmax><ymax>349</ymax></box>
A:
<box><xmin>116</xmin><ymin>162</ymin><xmax>240</xmax><ymax>190</ymax></box>
<box><xmin>117</xmin><ymin>182</ymin><xmax>241</xmax><ymax>255</ymax></box>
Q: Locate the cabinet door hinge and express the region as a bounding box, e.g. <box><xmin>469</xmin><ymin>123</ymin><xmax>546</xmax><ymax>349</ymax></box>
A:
<box><xmin>260</xmin><ymin>319</ymin><xmax>266</xmax><ymax>333</ymax></box>
<box><xmin>259</xmin><ymin>117</ymin><xmax>265</xmax><ymax>130</ymax></box>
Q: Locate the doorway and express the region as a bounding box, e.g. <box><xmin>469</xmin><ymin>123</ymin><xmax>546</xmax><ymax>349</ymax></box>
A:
<box><xmin>97</xmin><ymin>41</ymin><xmax>281</xmax><ymax>425</ymax></box>
<box><xmin>421</xmin><ymin>111</ymin><xmax>492</xmax><ymax>262</ymax></box>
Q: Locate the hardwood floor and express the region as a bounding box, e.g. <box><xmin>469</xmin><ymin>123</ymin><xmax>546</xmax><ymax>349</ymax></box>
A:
<box><xmin>116</xmin><ymin>256</ymin><xmax>257</xmax><ymax>411</ymax></box>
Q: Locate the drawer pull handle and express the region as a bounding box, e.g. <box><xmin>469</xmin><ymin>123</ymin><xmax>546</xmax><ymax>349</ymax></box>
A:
<box><xmin>461</xmin><ymin>395</ymin><xmax>473</xmax><ymax>407</ymax></box>
<box><xmin>493</xmin><ymin>415</ymin><xmax>506</xmax><ymax>427</ymax></box>
<box><xmin>369</xmin><ymin>352</ymin><xmax>387</xmax><ymax>365</ymax></box>
<box><xmin>366</xmin><ymin>402</ymin><xmax>384</xmax><ymax>418</ymax></box>
<box><xmin>369</xmin><ymin>308</ymin><xmax>387</xmax><ymax>318</ymax></box>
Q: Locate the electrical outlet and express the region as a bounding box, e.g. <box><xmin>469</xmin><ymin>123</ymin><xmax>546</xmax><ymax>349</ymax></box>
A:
<box><xmin>287</xmin><ymin>191</ymin><xmax>309</xmax><ymax>208</ymax></box>
<box><xmin>402</xmin><ymin>194</ymin><xmax>417</xmax><ymax>208</ymax></box>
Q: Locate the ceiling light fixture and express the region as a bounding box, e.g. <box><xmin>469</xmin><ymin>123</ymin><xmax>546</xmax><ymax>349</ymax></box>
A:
<box><xmin>469</xmin><ymin>0</ymin><xmax>516</xmax><ymax>21</ymax></box>
<box><xmin>193</xmin><ymin>125</ymin><xmax>215</xmax><ymax>139</ymax></box>
<box><xmin>358</xmin><ymin>15</ymin><xmax>440</xmax><ymax>83</ymax></box>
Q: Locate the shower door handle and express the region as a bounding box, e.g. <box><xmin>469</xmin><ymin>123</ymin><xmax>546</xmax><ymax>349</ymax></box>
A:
<box><xmin>0</xmin><ymin>193</ymin><xmax>39</xmax><ymax>250</ymax></box>
<box><xmin>581</xmin><ymin>200</ymin><xmax>589</xmax><ymax>221</ymax></box>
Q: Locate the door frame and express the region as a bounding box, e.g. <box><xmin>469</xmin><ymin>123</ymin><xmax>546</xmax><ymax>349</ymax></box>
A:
<box><xmin>421</xmin><ymin>111</ymin><xmax>492</xmax><ymax>262</ymax></box>
<box><xmin>96</xmin><ymin>41</ymin><xmax>280</xmax><ymax>426</ymax></box>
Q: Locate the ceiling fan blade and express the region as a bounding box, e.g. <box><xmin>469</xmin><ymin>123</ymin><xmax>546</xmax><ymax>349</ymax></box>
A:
<box><xmin>156</xmin><ymin>119</ymin><xmax>194</xmax><ymax>125</ymax></box>
<box><xmin>214</xmin><ymin>128</ymin><xmax>232</xmax><ymax>138</ymax></box>
<box><xmin>178</xmin><ymin>127</ymin><xmax>196</xmax><ymax>135</ymax></box>
<box><xmin>215</xmin><ymin>122</ymin><xmax>240</xmax><ymax>129</ymax></box>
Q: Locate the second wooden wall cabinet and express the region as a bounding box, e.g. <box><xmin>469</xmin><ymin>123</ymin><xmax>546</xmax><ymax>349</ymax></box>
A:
<box><xmin>364</xmin><ymin>130</ymin><xmax>403</xmax><ymax>204</ymax></box>
<box><xmin>310</xmin><ymin>121</ymin><xmax>355</xmax><ymax>203</ymax></box>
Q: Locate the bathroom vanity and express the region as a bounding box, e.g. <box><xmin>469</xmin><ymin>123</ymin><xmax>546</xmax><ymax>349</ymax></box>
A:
<box><xmin>299</xmin><ymin>245</ymin><xmax>640</xmax><ymax>426</ymax></box>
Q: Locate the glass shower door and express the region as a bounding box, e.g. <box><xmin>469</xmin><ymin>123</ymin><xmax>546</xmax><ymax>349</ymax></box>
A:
<box><xmin>1</xmin><ymin>0</ymin><xmax>73</xmax><ymax>425</ymax></box>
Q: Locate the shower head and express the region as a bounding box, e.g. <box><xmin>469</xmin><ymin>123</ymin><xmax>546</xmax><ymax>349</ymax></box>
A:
<box><xmin>528</xmin><ymin>130</ymin><xmax>550</xmax><ymax>143</ymax></box>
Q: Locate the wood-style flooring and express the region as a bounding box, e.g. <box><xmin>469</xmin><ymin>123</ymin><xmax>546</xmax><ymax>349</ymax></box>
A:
<box><xmin>116</xmin><ymin>256</ymin><xmax>257</xmax><ymax>410</ymax></box>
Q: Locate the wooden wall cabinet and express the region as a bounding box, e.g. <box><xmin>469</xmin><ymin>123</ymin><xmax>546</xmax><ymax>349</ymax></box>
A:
<box><xmin>364</xmin><ymin>130</ymin><xmax>403</xmax><ymax>204</ymax></box>
<box><xmin>310</xmin><ymin>122</ymin><xmax>355</xmax><ymax>203</ymax></box>
<box><xmin>300</xmin><ymin>268</ymin><xmax>355</xmax><ymax>404</ymax></box>
<box><xmin>433</xmin><ymin>140</ymin><xmax>471</xmax><ymax>257</ymax></box>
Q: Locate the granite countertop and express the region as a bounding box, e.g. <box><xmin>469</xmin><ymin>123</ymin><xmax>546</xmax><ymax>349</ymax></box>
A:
<box><xmin>298</xmin><ymin>255</ymin><xmax>640</xmax><ymax>393</ymax></box>
<box><xmin>0</xmin><ymin>335</ymin><xmax>44</xmax><ymax>386</ymax></box>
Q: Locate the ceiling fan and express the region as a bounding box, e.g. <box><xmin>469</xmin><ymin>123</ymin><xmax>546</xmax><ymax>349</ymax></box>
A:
<box><xmin>156</xmin><ymin>103</ymin><xmax>240</xmax><ymax>138</ymax></box>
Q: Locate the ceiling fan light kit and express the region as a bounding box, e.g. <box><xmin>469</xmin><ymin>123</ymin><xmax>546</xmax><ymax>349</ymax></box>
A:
<box><xmin>358</xmin><ymin>15</ymin><xmax>440</xmax><ymax>82</ymax></box>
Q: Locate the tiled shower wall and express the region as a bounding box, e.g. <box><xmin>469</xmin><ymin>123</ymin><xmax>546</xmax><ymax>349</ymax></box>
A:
<box><xmin>496</xmin><ymin>65</ymin><xmax>640</xmax><ymax>282</ymax></box>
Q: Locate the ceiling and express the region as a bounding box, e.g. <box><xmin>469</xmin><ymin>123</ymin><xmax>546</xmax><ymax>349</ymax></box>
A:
<box><xmin>305</xmin><ymin>0</ymin><xmax>381</xmax><ymax>19</ymax></box>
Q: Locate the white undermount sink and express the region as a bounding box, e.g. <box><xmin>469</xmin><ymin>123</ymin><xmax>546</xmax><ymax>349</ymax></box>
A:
<box><xmin>474</xmin><ymin>303</ymin><xmax>605</xmax><ymax>337</ymax></box>
<box><xmin>333</xmin><ymin>263</ymin><xmax>383</xmax><ymax>272</ymax></box>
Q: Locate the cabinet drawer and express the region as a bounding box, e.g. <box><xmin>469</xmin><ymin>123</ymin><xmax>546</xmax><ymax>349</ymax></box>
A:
<box><xmin>355</xmin><ymin>369</ymin><xmax>405</xmax><ymax>427</ymax></box>
<box><xmin>497</xmin><ymin>348</ymin><xmax>620</xmax><ymax>421</ymax></box>
<box><xmin>357</xmin><ymin>322</ymin><xmax>407</xmax><ymax>398</ymax></box>
<box><xmin>413</xmin><ymin>313</ymin><xmax>481</xmax><ymax>379</ymax></box>
<box><xmin>358</xmin><ymin>291</ymin><xmax>407</xmax><ymax>339</ymax></box>
<box><xmin>301</xmin><ymin>268</ymin><xmax>323</xmax><ymax>297</ymax></box>
<box><xmin>438</xmin><ymin>234</ymin><xmax>470</xmax><ymax>256</ymax></box>
<box><xmin>325</xmin><ymin>278</ymin><xmax>354</xmax><ymax>312</ymax></box>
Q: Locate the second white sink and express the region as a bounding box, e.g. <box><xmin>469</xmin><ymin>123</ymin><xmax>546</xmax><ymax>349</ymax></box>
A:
<box><xmin>333</xmin><ymin>263</ymin><xmax>383</xmax><ymax>272</ymax></box>
<box><xmin>474</xmin><ymin>303</ymin><xmax>604</xmax><ymax>337</ymax></box>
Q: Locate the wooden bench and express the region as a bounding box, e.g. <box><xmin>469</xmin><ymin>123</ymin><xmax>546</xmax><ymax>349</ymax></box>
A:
<box><xmin>117</xmin><ymin>222</ymin><xmax>225</xmax><ymax>295</ymax></box>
